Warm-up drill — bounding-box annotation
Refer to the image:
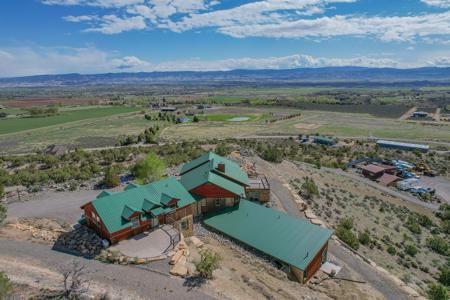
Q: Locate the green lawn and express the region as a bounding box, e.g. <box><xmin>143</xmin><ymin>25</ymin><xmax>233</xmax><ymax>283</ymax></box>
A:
<box><xmin>0</xmin><ymin>106</ymin><xmax>139</xmax><ymax>135</ymax></box>
<box><xmin>196</xmin><ymin>113</ymin><xmax>263</xmax><ymax>122</ymax></box>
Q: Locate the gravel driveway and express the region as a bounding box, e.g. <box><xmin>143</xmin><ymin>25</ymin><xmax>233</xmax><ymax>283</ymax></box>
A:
<box><xmin>7</xmin><ymin>190</ymin><xmax>100</xmax><ymax>223</ymax></box>
<box><xmin>0</xmin><ymin>239</ymin><xmax>214</xmax><ymax>300</ymax></box>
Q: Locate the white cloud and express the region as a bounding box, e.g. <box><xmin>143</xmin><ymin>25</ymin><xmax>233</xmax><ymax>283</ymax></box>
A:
<box><xmin>173</xmin><ymin>9</ymin><xmax>450</xmax><ymax>42</ymax></box>
<box><xmin>63</xmin><ymin>15</ymin><xmax>98</xmax><ymax>22</ymax></box>
<box><xmin>84</xmin><ymin>15</ymin><xmax>146</xmax><ymax>34</ymax></box>
<box><xmin>3</xmin><ymin>45</ymin><xmax>450</xmax><ymax>77</ymax></box>
<box><xmin>421</xmin><ymin>0</ymin><xmax>450</xmax><ymax>8</ymax></box>
<box><xmin>42</xmin><ymin>0</ymin><xmax>144</xmax><ymax>8</ymax></box>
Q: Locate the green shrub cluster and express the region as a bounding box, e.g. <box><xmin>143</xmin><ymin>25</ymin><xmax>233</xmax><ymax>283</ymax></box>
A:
<box><xmin>336</xmin><ymin>218</ymin><xmax>360</xmax><ymax>250</ymax></box>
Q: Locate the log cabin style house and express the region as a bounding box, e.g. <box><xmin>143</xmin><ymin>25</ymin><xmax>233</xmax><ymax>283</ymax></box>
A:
<box><xmin>81</xmin><ymin>151</ymin><xmax>332</xmax><ymax>284</ymax></box>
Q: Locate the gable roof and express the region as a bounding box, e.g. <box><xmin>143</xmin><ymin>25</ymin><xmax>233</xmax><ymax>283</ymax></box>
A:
<box><xmin>179</xmin><ymin>159</ymin><xmax>246</xmax><ymax>197</ymax></box>
<box><xmin>91</xmin><ymin>177</ymin><xmax>195</xmax><ymax>234</ymax></box>
<box><xmin>180</xmin><ymin>152</ymin><xmax>249</xmax><ymax>186</ymax></box>
<box><xmin>204</xmin><ymin>200</ymin><xmax>333</xmax><ymax>271</ymax></box>
<box><xmin>179</xmin><ymin>152</ymin><xmax>249</xmax><ymax>197</ymax></box>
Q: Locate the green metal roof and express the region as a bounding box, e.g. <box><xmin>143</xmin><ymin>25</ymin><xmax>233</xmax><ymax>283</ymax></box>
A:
<box><xmin>180</xmin><ymin>152</ymin><xmax>249</xmax><ymax>186</ymax></box>
<box><xmin>179</xmin><ymin>152</ymin><xmax>248</xmax><ymax>197</ymax></box>
<box><xmin>91</xmin><ymin>177</ymin><xmax>195</xmax><ymax>234</ymax></box>
<box><xmin>204</xmin><ymin>200</ymin><xmax>333</xmax><ymax>270</ymax></box>
<box><xmin>150</xmin><ymin>206</ymin><xmax>175</xmax><ymax>217</ymax></box>
<box><xmin>121</xmin><ymin>205</ymin><xmax>138</xmax><ymax>220</ymax></box>
<box><xmin>179</xmin><ymin>159</ymin><xmax>246</xmax><ymax>198</ymax></box>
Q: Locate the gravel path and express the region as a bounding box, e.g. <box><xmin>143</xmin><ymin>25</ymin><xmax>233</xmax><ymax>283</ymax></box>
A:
<box><xmin>255</xmin><ymin>158</ymin><xmax>411</xmax><ymax>300</ymax></box>
<box><xmin>0</xmin><ymin>239</ymin><xmax>215</xmax><ymax>300</ymax></box>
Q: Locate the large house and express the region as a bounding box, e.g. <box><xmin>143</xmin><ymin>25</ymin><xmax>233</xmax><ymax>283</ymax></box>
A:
<box><xmin>179</xmin><ymin>152</ymin><xmax>249</xmax><ymax>216</ymax></box>
<box><xmin>81</xmin><ymin>177</ymin><xmax>196</xmax><ymax>243</ymax></box>
<box><xmin>81</xmin><ymin>152</ymin><xmax>333</xmax><ymax>283</ymax></box>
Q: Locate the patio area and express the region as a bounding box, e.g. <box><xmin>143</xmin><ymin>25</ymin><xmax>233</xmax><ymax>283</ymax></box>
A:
<box><xmin>110</xmin><ymin>225</ymin><xmax>179</xmax><ymax>259</ymax></box>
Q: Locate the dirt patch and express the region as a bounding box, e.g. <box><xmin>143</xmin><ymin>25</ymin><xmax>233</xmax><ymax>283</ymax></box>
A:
<box><xmin>294</xmin><ymin>123</ymin><xmax>321</xmax><ymax>130</ymax></box>
<box><xmin>0</xmin><ymin>217</ymin><xmax>71</xmax><ymax>243</ymax></box>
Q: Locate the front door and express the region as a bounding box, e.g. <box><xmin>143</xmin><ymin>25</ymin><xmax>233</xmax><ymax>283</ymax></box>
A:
<box><xmin>153</xmin><ymin>217</ymin><xmax>159</xmax><ymax>228</ymax></box>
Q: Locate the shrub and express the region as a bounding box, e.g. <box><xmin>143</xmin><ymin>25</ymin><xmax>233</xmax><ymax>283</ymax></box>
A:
<box><xmin>132</xmin><ymin>152</ymin><xmax>166</xmax><ymax>184</ymax></box>
<box><xmin>406</xmin><ymin>217</ymin><xmax>422</xmax><ymax>234</ymax></box>
<box><xmin>102</xmin><ymin>167</ymin><xmax>121</xmax><ymax>188</ymax></box>
<box><xmin>404</xmin><ymin>244</ymin><xmax>418</xmax><ymax>257</ymax></box>
<box><xmin>442</xmin><ymin>220</ymin><xmax>450</xmax><ymax>234</ymax></box>
<box><xmin>301</xmin><ymin>177</ymin><xmax>319</xmax><ymax>199</ymax></box>
<box><xmin>195</xmin><ymin>249</ymin><xmax>222</xmax><ymax>279</ymax></box>
<box><xmin>427</xmin><ymin>283</ymin><xmax>449</xmax><ymax>300</ymax></box>
<box><xmin>0</xmin><ymin>272</ymin><xmax>13</xmax><ymax>299</ymax></box>
<box><xmin>0</xmin><ymin>203</ymin><xmax>6</xmax><ymax>226</ymax></box>
<box><xmin>358</xmin><ymin>230</ymin><xmax>371</xmax><ymax>246</ymax></box>
<box><xmin>387</xmin><ymin>245</ymin><xmax>397</xmax><ymax>255</ymax></box>
<box><xmin>193</xmin><ymin>116</ymin><xmax>200</xmax><ymax>122</ymax></box>
<box><xmin>215</xmin><ymin>143</ymin><xmax>231</xmax><ymax>157</ymax></box>
<box><xmin>439</xmin><ymin>267</ymin><xmax>450</xmax><ymax>287</ymax></box>
<box><xmin>336</xmin><ymin>218</ymin><xmax>359</xmax><ymax>250</ymax></box>
<box><xmin>427</xmin><ymin>236</ymin><xmax>449</xmax><ymax>256</ymax></box>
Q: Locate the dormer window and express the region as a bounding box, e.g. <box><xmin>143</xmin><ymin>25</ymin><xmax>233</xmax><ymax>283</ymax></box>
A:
<box><xmin>131</xmin><ymin>216</ymin><xmax>140</xmax><ymax>228</ymax></box>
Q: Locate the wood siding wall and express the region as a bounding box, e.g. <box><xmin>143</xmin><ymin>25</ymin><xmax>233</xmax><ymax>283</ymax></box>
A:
<box><xmin>304</xmin><ymin>241</ymin><xmax>328</xmax><ymax>283</ymax></box>
<box><xmin>82</xmin><ymin>202</ymin><xmax>111</xmax><ymax>240</ymax></box>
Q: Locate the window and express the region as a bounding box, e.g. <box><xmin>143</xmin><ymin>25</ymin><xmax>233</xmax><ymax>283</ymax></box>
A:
<box><xmin>215</xmin><ymin>199</ymin><xmax>221</xmax><ymax>207</ymax></box>
<box><xmin>249</xmin><ymin>192</ymin><xmax>259</xmax><ymax>201</ymax></box>
<box><xmin>131</xmin><ymin>216</ymin><xmax>140</xmax><ymax>228</ymax></box>
<box><xmin>181</xmin><ymin>219</ymin><xmax>189</xmax><ymax>231</ymax></box>
<box><xmin>201</xmin><ymin>199</ymin><xmax>207</xmax><ymax>207</ymax></box>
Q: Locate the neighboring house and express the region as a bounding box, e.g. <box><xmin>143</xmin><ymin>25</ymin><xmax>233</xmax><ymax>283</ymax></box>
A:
<box><xmin>44</xmin><ymin>144</ymin><xmax>67</xmax><ymax>156</ymax></box>
<box><xmin>81</xmin><ymin>177</ymin><xmax>196</xmax><ymax>244</ymax></box>
<box><xmin>179</xmin><ymin>152</ymin><xmax>249</xmax><ymax>216</ymax></box>
<box><xmin>204</xmin><ymin>200</ymin><xmax>333</xmax><ymax>284</ymax></box>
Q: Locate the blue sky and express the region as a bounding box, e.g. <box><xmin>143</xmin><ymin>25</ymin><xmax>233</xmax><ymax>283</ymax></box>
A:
<box><xmin>0</xmin><ymin>0</ymin><xmax>449</xmax><ymax>76</ymax></box>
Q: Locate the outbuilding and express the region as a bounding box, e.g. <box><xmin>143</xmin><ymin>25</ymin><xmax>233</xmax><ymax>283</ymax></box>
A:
<box><xmin>376</xmin><ymin>140</ymin><xmax>429</xmax><ymax>153</ymax></box>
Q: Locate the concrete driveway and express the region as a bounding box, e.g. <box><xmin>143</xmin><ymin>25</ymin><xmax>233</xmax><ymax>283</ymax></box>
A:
<box><xmin>111</xmin><ymin>226</ymin><xmax>176</xmax><ymax>258</ymax></box>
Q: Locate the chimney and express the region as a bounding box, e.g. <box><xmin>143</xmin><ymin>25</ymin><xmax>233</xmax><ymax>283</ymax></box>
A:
<box><xmin>217</xmin><ymin>163</ymin><xmax>225</xmax><ymax>172</ymax></box>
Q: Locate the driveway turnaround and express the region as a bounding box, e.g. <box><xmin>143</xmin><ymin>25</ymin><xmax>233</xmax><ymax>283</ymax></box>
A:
<box><xmin>111</xmin><ymin>228</ymin><xmax>173</xmax><ymax>258</ymax></box>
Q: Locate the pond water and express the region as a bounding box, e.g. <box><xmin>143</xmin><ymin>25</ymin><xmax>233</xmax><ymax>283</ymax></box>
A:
<box><xmin>228</xmin><ymin>117</ymin><xmax>250</xmax><ymax>122</ymax></box>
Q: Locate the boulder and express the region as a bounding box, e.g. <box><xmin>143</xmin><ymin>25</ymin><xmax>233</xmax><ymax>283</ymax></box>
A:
<box><xmin>189</xmin><ymin>236</ymin><xmax>204</xmax><ymax>248</ymax></box>
<box><xmin>170</xmin><ymin>263</ymin><xmax>188</xmax><ymax>277</ymax></box>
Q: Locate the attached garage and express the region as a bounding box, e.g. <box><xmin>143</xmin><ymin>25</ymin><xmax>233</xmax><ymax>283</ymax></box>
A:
<box><xmin>203</xmin><ymin>200</ymin><xmax>333</xmax><ymax>283</ymax></box>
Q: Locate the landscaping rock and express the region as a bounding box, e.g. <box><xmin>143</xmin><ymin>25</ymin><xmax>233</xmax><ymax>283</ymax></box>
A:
<box><xmin>170</xmin><ymin>263</ymin><xmax>188</xmax><ymax>277</ymax></box>
<box><xmin>189</xmin><ymin>236</ymin><xmax>204</xmax><ymax>248</ymax></box>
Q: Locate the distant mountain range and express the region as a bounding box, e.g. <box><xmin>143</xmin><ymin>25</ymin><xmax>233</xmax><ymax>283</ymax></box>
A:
<box><xmin>1</xmin><ymin>67</ymin><xmax>450</xmax><ymax>87</ymax></box>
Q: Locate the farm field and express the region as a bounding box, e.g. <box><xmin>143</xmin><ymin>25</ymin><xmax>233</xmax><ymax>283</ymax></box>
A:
<box><xmin>0</xmin><ymin>106</ymin><xmax>139</xmax><ymax>135</ymax></box>
<box><xmin>161</xmin><ymin>109</ymin><xmax>450</xmax><ymax>143</ymax></box>
<box><xmin>0</xmin><ymin>111</ymin><xmax>158</xmax><ymax>153</ymax></box>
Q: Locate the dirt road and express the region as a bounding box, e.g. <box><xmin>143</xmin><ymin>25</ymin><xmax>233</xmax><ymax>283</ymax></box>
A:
<box><xmin>0</xmin><ymin>239</ymin><xmax>214</xmax><ymax>300</ymax></box>
<box><xmin>254</xmin><ymin>158</ymin><xmax>411</xmax><ymax>300</ymax></box>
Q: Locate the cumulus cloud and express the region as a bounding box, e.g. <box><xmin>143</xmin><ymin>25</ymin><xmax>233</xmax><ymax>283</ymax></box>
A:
<box><xmin>3</xmin><ymin>45</ymin><xmax>450</xmax><ymax>77</ymax></box>
<box><xmin>84</xmin><ymin>15</ymin><xmax>146</xmax><ymax>34</ymax></box>
<box><xmin>421</xmin><ymin>0</ymin><xmax>450</xmax><ymax>8</ymax></box>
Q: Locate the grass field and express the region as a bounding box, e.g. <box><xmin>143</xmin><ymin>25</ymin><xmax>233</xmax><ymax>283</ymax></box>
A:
<box><xmin>0</xmin><ymin>106</ymin><xmax>139</xmax><ymax>135</ymax></box>
<box><xmin>162</xmin><ymin>109</ymin><xmax>450</xmax><ymax>143</ymax></box>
